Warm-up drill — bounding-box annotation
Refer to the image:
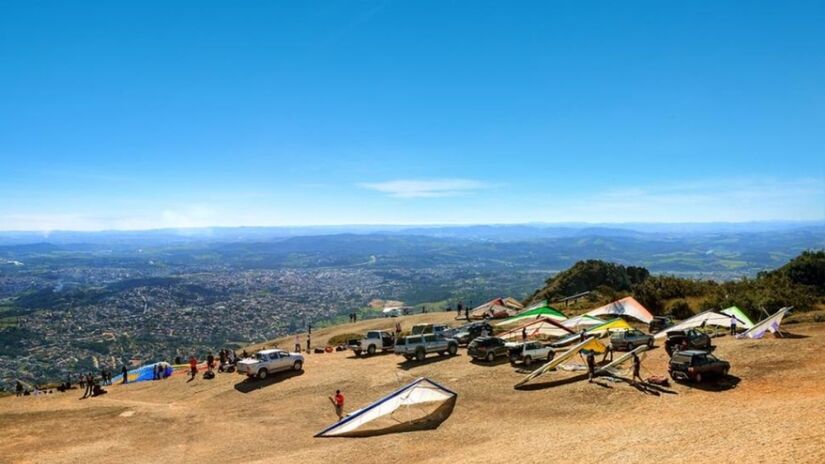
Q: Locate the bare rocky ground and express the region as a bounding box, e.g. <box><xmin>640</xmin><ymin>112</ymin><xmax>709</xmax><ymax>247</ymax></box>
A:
<box><xmin>2</xmin><ymin>312</ymin><xmax>824</xmax><ymax>464</ymax></box>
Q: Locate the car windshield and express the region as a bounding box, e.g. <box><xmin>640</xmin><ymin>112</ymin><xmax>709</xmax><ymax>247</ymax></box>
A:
<box><xmin>366</xmin><ymin>331</ymin><xmax>380</xmax><ymax>338</ymax></box>
<box><xmin>672</xmin><ymin>354</ymin><xmax>691</xmax><ymax>364</ymax></box>
<box><xmin>255</xmin><ymin>353</ymin><xmax>267</xmax><ymax>360</ymax></box>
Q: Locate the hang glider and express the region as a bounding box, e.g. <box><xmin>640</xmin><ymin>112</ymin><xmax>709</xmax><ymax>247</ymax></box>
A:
<box><xmin>561</xmin><ymin>315</ymin><xmax>605</xmax><ymax>332</ymax></box>
<box><xmin>653</xmin><ymin>310</ymin><xmax>745</xmax><ymax>339</ymax></box>
<box><xmin>315</xmin><ymin>378</ymin><xmax>457</xmax><ymax>438</ymax></box>
<box><xmin>495</xmin><ymin>305</ymin><xmax>567</xmax><ymax>327</ymax></box>
<box><xmin>497</xmin><ymin>317</ymin><xmax>573</xmax><ymax>341</ymax></box>
<box><xmin>737</xmin><ymin>307</ymin><xmax>792</xmax><ymax>339</ymax></box>
<box><xmin>469</xmin><ymin>298</ymin><xmax>521</xmax><ymax>319</ymax></box>
<box><xmin>596</xmin><ymin>345</ymin><xmax>648</xmax><ymax>376</ymax></box>
<box><xmin>585</xmin><ymin>296</ymin><xmax>654</xmax><ymax>324</ymax></box>
<box><xmin>721</xmin><ymin>306</ymin><xmax>754</xmax><ymax>329</ymax></box>
<box><xmin>552</xmin><ymin>318</ymin><xmax>632</xmax><ymax>347</ymax></box>
<box><xmin>515</xmin><ymin>337</ymin><xmax>606</xmax><ymax>388</ymax></box>
<box><xmin>523</xmin><ymin>299</ymin><xmax>548</xmax><ymax>311</ymax></box>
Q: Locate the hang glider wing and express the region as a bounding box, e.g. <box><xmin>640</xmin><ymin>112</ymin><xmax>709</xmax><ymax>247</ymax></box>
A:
<box><xmin>561</xmin><ymin>315</ymin><xmax>605</xmax><ymax>331</ymax></box>
<box><xmin>515</xmin><ymin>337</ymin><xmax>606</xmax><ymax>388</ymax></box>
<box><xmin>315</xmin><ymin>378</ymin><xmax>457</xmax><ymax>438</ymax></box>
<box><xmin>653</xmin><ymin>310</ymin><xmax>743</xmax><ymax>339</ymax></box>
<box><xmin>596</xmin><ymin>345</ymin><xmax>648</xmax><ymax>376</ymax></box>
<box><xmin>585</xmin><ymin>296</ymin><xmax>654</xmax><ymax>324</ymax></box>
<box><xmin>553</xmin><ymin>318</ymin><xmax>632</xmax><ymax>347</ymax></box>
<box><xmin>497</xmin><ymin>317</ymin><xmax>573</xmax><ymax>341</ymax></box>
<box><xmin>721</xmin><ymin>306</ymin><xmax>754</xmax><ymax>329</ymax></box>
<box><xmin>496</xmin><ymin>305</ymin><xmax>567</xmax><ymax>327</ymax></box>
<box><xmin>738</xmin><ymin>307</ymin><xmax>792</xmax><ymax>339</ymax></box>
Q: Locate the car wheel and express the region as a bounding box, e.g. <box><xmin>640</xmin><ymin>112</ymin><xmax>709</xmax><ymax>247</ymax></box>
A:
<box><xmin>695</xmin><ymin>373</ymin><xmax>703</xmax><ymax>383</ymax></box>
<box><xmin>448</xmin><ymin>344</ymin><xmax>458</xmax><ymax>356</ymax></box>
<box><xmin>293</xmin><ymin>361</ymin><xmax>303</xmax><ymax>371</ymax></box>
<box><xmin>486</xmin><ymin>352</ymin><xmax>495</xmax><ymax>363</ymax></box>
<box><xmin>416</xmin><ymin>349</ymin><xmax>425</xmax><ymax>362</ymax></box>
<box><xmin>367</xmin><ymin>345</ymin><xmax>376</xmax><ymax>355</ymax></box>
<box><xmin>547</xmin><ymin>353</ymin><xmax>554</xmax><ymax>362</ymax></box>
<box><xmin>257</xmin><ymin>369</ymin><xmax>268</xmax><ymax>380</ymax></box>
<box><xmin>524</xmin><ymin>356</ymin><xmax>533</xmax><ymax>367</ymax></box>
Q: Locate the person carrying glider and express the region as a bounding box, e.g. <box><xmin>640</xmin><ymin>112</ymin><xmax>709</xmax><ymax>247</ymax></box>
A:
<box><xmin>631</xmin><ymin>353</ymin><xmax>643</xmax><ymax>385</ymax></box>
<box><xmin>602</xmin><ymin>344</ymin><xmax>614</xmax><ymax>363</ymax></box>
<box><xmin>329</xmin><ymin>390</ymin><xmax>345</xmax><ymax>420</ymax></box>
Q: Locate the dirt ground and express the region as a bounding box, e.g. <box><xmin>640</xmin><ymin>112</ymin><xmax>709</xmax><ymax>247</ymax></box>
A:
<box><xmin>2</xmin><ymin>313</ymin><xmax>824</xmax><ymax>464</ymax></box>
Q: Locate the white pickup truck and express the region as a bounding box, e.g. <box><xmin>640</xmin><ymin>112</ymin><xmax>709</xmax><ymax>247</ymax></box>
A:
<box><xmin>236</xmin><ymin>349</ymin><xmax>304</xmax><ymax>380</ymax></box>
<box><xmin>349</xmin><ymin>330</ymin><xmax>396</xmax><ymax>356</ymax></box>
<box><xmin>507</xmin><ymin>341</ymin><xmax>554</xmax><ymax>367</ymax></box>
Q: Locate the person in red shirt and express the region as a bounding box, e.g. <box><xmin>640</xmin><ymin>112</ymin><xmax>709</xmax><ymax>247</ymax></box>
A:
<box><xmin>329</xmin><ymin>390</ymin><xmax>345</xmax><ymax>419</ymax></box>
<box><xmin>188</xmin><ymin>356</ymin><xmax>198</xmax><ymax>381</ymax></box>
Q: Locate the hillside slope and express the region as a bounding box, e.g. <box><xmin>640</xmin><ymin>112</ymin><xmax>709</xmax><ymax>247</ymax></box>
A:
<box><xmin>1</xmin><ymin>315</ymin><xmax>824</xmax><ymax>464</ymax></box>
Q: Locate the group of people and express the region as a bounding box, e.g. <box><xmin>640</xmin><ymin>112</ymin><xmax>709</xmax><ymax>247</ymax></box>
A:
<box><xmin>454</xmin><ymin>301</ymin><xmax>470</xmax><ymax>320</ymax></box>
<box><xmin>586</xmin><ymin>350</ymin><xmax>644</xmax><ymax>385</ymax></box>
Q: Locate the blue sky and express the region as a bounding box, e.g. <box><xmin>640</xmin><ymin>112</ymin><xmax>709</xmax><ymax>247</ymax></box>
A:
<box><xmin>1</xmin><ymin>1</ymin><xmax>823</xmax><ymax>231</ymax></box>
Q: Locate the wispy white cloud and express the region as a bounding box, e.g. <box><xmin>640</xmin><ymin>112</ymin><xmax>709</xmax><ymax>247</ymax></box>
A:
<box><xmin>359</xmin><ymin>178</ymin><xmax>487</xmax><ymax>198</ymax></box>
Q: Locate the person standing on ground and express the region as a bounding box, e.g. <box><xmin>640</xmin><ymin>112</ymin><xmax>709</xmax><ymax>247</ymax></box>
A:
<box><xmin>457</xmin><ymin>302</ymin><xmax>463</xmax><ymax>318</ymax></box>
<box><xmin>729</xmin><ymin>314</ymin><xmax>737</xmax><ymax>336</ymax></box>
<box><xmin>121</xmin><ymin>365</ymin><xmax>128</xmax><ymax>384</ymax></box>
<box><xmin>586</xmin><ymin>351</ymin><xmax>596</xmax><ymax>383</ymax></box>
<box><xmin>522</xmin><ymin>327</ymin><xmax>527</xmax><ymax>341</ymax></box>
<box><xmin>83</xmin><ymin>373</ymin><xmax>93</xmax><ymax>398</ymax></box>
<box><xmin>295</xmin><ymin>334</ymin><xmax>301</xmax><ymax>353</ymax></box>
<box><xmin>464</xmin><ymin>306</ymin><xmax>469</xmax><ymax>320</ymax></box>
<box><xmin>206</xmin><ymin>352</ymin><xmax>215</xmax><ymax>374</ymax></box>
<box><xmin>632</xmin><ymin>353</ymin><xmax>643</xmax><ymax>385</ymax></box>
<box><xmin>16</xmin><ymin>381</ymin><xmax>23</xmax><ymax>397</ymax></box>
<box><xmin>602</xmin><ymin>344</ymin><xmax>614</xmax><ymax>363</ymax></box>
<box><xmin>395</xmin><ymin>321</ymin><xmax>401</xmax><ymax>339</ymax></box>
<box><xmin>329</xmin><ymin>390</ymin><xmax>345</xmax><ymax>420</ymax></box>
<box><xmin>189</xmin><ymin>355</ymin><xmax>198</xmax><ymax>380</ymax></box>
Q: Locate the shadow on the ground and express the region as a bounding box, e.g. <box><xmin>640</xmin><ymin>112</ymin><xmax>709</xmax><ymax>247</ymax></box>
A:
<box><xmin>397</xmin><ymin>353</ymin><xmax>461</xmax><ymax>370</ymax></box>
<box><xmin>774</xmin><ymin>331</ymin><xmax>809</xmax><ymax>339</ymax></box>
<box><xmin>679</xmin><ymin>374</ymin><xmax>741</xmax><ymax>392</ymax></box>
<box><xmin>515</xmin><ymin>373</ymin><xmax>589</xmax><ymax>391</ymax></box>
<box><xmin>233</xmin><ymin>370</ymin><xmax>304</xmax><ymax>393</ymax></box>
<box><xmin>347</xmin><ymin>350</ymin><xmax>395</xmax><ymax>360</ymax></box>
<box><xmin>469</xmin><ymin>356</ymin><xmax>511</xmax><ymax>367</ymax></box>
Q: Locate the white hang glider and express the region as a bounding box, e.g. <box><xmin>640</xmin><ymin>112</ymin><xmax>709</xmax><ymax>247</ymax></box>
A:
<box><xmin>737</xmin><ymin>307</ymin><xmax>792</xmax><ymax>339</ymax></box>
<box><xmin>515</xmin><ymin>337</ymin><xmax>606</xmax><ymax>388</ymax></box>
<box><xmin>653</xmin><ymin>309</ymin><xmax>746</xmax><ymax>339</ymax></box>
<box><xmin>315</xmin><ymin>377</ymin><xmax>457</xmax><ymax>438</ymax></box>
<box><xmin>497</xmin><ymin>317</ymin><xmax>573</xmax><ymax>341</ymax></box>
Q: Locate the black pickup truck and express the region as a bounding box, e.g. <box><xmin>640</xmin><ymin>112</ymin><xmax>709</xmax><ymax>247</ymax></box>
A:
<box><xmin>665</xmin><ymin>329</ymin><xmax>712</xmax><ymax>356</ymax></box>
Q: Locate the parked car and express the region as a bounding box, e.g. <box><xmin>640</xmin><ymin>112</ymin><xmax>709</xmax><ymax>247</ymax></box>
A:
<box><xmin>507</xmin><ymin>340</ymin><xmax>554</xmax><ymax>367</ymax></box>
<box><xmin>649</xmin><ymin>316</ymin><xmax>673</xmax><ymax>333</ymax></box>
<box><xmin>467</xmin><ymin>336</ymin><xmax>509</xmax><ymax>363</ymax></box>
<box><xmin>394</xmin><ymin>334</ymin><xmax>458</xmax><ymax>361</ymax></box>
<box><xmin>610</xmin><ymin>329</ymin><xmax>655</xmax><ymax>351</ymax></box>
<box><xmin>447</xmin><ymin>321</ymin><xmax>494</xmax><ymax>345</ymax></box>
<box><xmin>410</xmin><ymin>323</ymin><xmax>451</xmax><ymax>336</ymax></box>
<box><xmin>665</xmin><ymin>329</ymin><xmax>712</xmax><ymax>356</ymax></box>
<box><xmin>236</xmin><ymin>349</ymin><xmax>304</xmax><ymax>380</ymax></box>
<box><xmin>668</xmin><ymin>350</ymin><xmax>730</xmax><ymax>383</ymax></box>
<box><xmin>348</xmin><ymin>330</ymin><xmax>395</xmax><ymax>356</ymax></box>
